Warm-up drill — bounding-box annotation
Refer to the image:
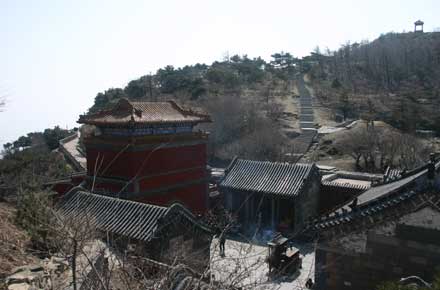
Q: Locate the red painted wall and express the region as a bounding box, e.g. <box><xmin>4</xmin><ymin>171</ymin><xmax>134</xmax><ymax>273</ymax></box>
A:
<box><xmin>87</xmin><ymin>143</ymin><xmax>207</xmax><ymax>178</ymax></box>
<box><xmin>85</xmin><ymin>141</ymin><xmax>208</xmax><ymax>213</ymax></box>
<box><xmin>138</xmin><ymin>169</ymin><xmax>205</xmax><ymax>191</ymax></box>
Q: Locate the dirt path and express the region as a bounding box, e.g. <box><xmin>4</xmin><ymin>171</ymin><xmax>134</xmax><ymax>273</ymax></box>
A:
<box><xmin>303</xmin><ymin>75</ymin><xmax>338</xmax><ymax>128</ymax></box>
<box><xmin>274</xmin><ymin>80</ymin><xmax>300</xmax><ymax>136</ymax></box>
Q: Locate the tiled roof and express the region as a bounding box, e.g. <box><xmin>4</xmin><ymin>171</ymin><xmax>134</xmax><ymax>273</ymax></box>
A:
<box><xmin>321</xmin><ymin>180</ymin><xmax>369</xmax><ymax>191</ymax></box>
<box><xmin>58</xmin><ymin>189</ymin><xmax>210</xmax><ymax>241</ymax></box>
<box><xmin>78</xmin><ymin>99</ymin><xmax>211</xmax><ymax>126</ymax></box>
<box><xmin>354</xmin><ymin>167</ymin><xmax>428</xmax><ymax>207</ymax></box>
<box><xmin>383</xmin><ymin>167</ymin><xmax>402</xmax><ymax>183</ymax></box>
<box><xmin>220</xmin><ymin>159</ymin><xmax>318</xmax><ymax>197</ymax></box>
<box><xmin>303</xmin><ymin>160</ymin><xmax>440</xmax><ymax>233</ymax></box>
<box><xmin>311</xmin><ymin>190</ymin><xmax>418</xmax><ymax>232</ymax></box>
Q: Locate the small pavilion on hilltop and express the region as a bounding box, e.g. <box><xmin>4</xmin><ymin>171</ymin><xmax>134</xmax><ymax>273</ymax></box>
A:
<box><xmin>414</xmin><ymin>20</ymin><xmax>424</xmax><ymax>33</ymax></box>
<box><xmin>76</xmin><ymin>98</ymin><xmax>211</xmax><ymax>214</ymax></box>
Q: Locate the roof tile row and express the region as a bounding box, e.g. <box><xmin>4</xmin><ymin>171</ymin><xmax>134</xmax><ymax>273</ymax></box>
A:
<box><xmin>220</xmin><ymin>159</ymin><xmax>317</xmax><ymax>197</ymax></box>
<box><xmin>58</xmin><ymin>190</ymin><xmax>211</xmax><ymax>242</ymax></box>
<box><xmin>79</xmin><ymin>99</ymin><xmax>211</xmax><ymax>126</ymax></box>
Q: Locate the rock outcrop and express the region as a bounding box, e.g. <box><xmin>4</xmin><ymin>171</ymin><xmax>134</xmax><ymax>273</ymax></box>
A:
<box><xmin>5</xmin><ymin>257</ymin><xmax>69</xmax><ymax>290</ymax></box>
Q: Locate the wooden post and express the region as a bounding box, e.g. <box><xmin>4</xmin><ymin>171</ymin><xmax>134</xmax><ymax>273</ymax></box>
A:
<box><xmin>276</xmin><ymin>199</ymin><xmax>280</xmax><ymax>225</ymax></box>
<box><xmin>245</xmin><ymin>193</ymin><xmax>249</xmax><ymax>223</ymax></box>
<box><xmin>72</xmin><ymin>239</ymin><xmax>77</xmax><ymax>290</ymax></box>
<box><xmin>271</xmin><ymin>198</ymin><xmax>275</xmax><ymax>229</ymax></box>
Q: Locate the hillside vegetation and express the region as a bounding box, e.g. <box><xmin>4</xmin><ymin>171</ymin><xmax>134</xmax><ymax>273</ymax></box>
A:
<box><xmin>4</xmin><ymin>31</ymin><xmax>438</xmax><ymax>176</ymax></box>
<box><xmin>0</xmin><ymin>127</ymin><xmax>74</xmax><ymax>195</ymax></box>
<box><xmin>84</xmin><ymin>32</ymin><xmax>440</xmax><ymax>165</ymax></box>
<box><xmin>87</xmin><ymin>54</ymin><xmax>305</xmax><ymax>163</ymax></box>
<box><xmin>308</xmin><ymin>120</ymin><xmax>433</xmax><ymax>172</ymax></box>
<box><xmin>309</xmin><ymin>31</ymin><xmax>440</xmax><ymax>134</ymax></box>
<box><xmin>0</xmin><ymin>202</ymin><xmax>38</xmax><ymax>279</ymax></box>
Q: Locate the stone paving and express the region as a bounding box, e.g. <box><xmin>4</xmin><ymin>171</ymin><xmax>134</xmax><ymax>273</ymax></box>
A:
<box><xmin>297</xmin><ymin>75</ymin><xmax>316</xmax><ymax>132</ymax></box>
<box><xmin>210</xmin><ymin>238</ymin><xmax>315</xmax><ymax>290</ymax></box>
<box><xmin>291</xmin><ymin>75</ymin><xmax>317</xmax><ymax>158</ymax></box>
<box><xmin>61</xmin><ymin>132</ymin><xmax>87</xmax><ymax>170</ymax></box>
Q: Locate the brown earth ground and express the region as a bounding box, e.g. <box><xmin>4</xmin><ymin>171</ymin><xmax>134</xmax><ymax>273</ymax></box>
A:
<box><xmin>304</xmin><ymin>74</ymin><xmax>339</xmax><ymax>128</ymax></box>
<box><xmin>274</xmin><ymin>79</ymin><xmax>301</xmax><ymax>136</ymax></box>
<box><xmin>301</xmin><ymin>74</ymin><xmax>357</xmax><ymax>169</ymax></box>
<box><xmin>305</xmin><ymin>120</ymin><xmax>439</xmax><ymax>171</ymax></box>
<box><xmin>263</xmin><ymin>76</ymin><xmax>439</xmax><ymax>170</ymax></box>
<box><xmin>305</xmin><ymin>121</ymin><xmax>396</xmax><ymax>171</ymax></box>
<box><xmin>0</xmin><ymin>202</ymin><xmax>38</xmax><ymax>280</ymax></box>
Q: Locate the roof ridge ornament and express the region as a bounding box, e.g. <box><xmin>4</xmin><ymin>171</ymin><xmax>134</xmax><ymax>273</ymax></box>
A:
<box><xmin>78</xmin><ymin>98</ymin><xmax>211</xmax><ymax>126</ymax></box>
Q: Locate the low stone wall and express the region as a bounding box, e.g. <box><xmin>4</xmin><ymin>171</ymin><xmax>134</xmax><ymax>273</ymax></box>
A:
<box><xmin>58</xmin><ymin>133</ymin><xmax>85</xmax><ymax>172</ymax></box>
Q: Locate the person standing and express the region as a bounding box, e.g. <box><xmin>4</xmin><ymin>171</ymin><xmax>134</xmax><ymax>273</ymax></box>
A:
<box><xmin>219</xmin><ymin>230</ymin><xmax>226</xmax><ymax>257</ymax></box>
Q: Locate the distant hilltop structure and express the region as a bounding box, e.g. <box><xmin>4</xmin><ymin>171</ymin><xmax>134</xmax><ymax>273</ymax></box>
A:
<box><xmin>414</xmin><ymin>19</ymin><xmax>424</xmax><ymax>33</ymax></box>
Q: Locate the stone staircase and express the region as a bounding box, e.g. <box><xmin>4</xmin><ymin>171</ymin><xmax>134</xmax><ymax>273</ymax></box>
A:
<box><xmin>291</xmin><ymin>75</ymin><xmax>317</xmax><ymax>159</ymax></box>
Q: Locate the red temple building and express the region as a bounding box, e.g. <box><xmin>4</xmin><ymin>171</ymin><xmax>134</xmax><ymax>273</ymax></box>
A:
<box><xmin>73</xmin><ymin>98</ymin><xmax>211</xmax><ymax>214</ymax></box>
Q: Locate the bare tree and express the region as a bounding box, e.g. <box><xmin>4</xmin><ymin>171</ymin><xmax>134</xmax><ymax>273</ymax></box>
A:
<box><xmin>202</xmin><ymin>94</ymin><xmax>288</xmax><ymax>162</ymax></box>
<box><xmin>335</xmin><ymin>124</ymin><xmax>377</xmax><ymax>170</ymax></box>
<box><xmin>15</xmin><ymin>191</ymin><xmax>104</xmax><ymax>289</ymax></box>
<box><xmin>336</xmin><ymin>122</ymin><xmax>430</xmax><ymax>172</ymax></box>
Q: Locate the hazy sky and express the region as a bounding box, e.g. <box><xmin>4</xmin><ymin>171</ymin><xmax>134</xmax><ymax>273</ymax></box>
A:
<box><xmin>1</xmin><ymin>0</ymin><xmax>439</xmax><ymax>145</ymax></box>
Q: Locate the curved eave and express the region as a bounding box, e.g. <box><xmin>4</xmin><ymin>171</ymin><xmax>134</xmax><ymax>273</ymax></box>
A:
<box><xmin>77</xmin><ymin>118</ymin><xmax>212</xmax><ymax>126</ymax></box>
<box><xmin>221</xmin><ymin>185</ymin><xmax>301</xmax><ymax>199</ymax></box>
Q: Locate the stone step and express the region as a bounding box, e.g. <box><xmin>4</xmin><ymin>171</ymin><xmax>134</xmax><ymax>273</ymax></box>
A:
<box><xmin>300</xmin><ymin>102</ymin><xmax>312</xmax><ymax>107</ymax></box>
<box><xmin>302</xmin><ymin>128</ymin><xmax>318</xmax><ymax>132</ymax></box>
<box><xmin>300</xmin><ymin>121</ymin><xmax>315</xmax><ymax>128</ymax></box>
<box><xmin>300</xmin><ymin>114</ymin><xmax>314</xmax><ymax>122</ymax></box>
<box><xmin>301</xmin><ymin>108</ymin><xmax>314</xmax><ymax>114</ymax></box>
<box><xmin>301</xmin><ymin>127</ymin><xmax>316</xmax><ymax>132</ymax></box>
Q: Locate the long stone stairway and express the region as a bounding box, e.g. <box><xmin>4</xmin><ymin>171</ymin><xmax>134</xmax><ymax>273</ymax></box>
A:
<box><xmin>291</xmin><ymin>75</ymin><xmax>317</xmax><ymax>159</ymax></box>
